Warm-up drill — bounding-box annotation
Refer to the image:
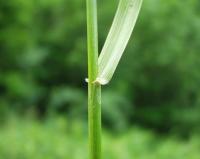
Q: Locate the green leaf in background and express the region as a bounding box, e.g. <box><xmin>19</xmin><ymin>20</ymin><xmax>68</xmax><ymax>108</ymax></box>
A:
<box><xmin>96</xmin><ymin>0</ymin><xmax>143</xmax><ymax>85</ymax></box>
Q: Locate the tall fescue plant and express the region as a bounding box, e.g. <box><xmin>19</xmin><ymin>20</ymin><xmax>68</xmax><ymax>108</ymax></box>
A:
<box><xmin>86</xmin><ymin>0</ymin><xmax>143</xmax><ymax>158</ymax></box>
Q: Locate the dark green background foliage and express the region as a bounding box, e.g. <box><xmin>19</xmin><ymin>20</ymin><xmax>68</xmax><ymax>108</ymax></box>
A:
<box><xmin>1</xmin><ymin>0</ymin><xmax>200</xmax><ymax>132</ymax></box>
<box><xmin>0</xmin><ymin>0</ymin><xmax>200</xmax><ymax>157</ymax></box>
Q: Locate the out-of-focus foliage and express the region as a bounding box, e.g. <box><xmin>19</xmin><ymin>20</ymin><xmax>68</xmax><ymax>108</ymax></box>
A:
<box><xmin>0</xmin><ymin>0</ymin><xmax>200</xmax><ymax>134</ymax></box>
<box><xmin>0</xmin><ymin>117</ymin><xmax>199</xmax><ymax>159</ymax></box>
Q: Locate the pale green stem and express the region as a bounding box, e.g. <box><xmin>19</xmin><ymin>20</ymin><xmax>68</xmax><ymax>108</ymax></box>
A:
<box><xmin>86</xmin><ymin>0</ymin><xmax>101</xmax><ymax>159</ymax></box>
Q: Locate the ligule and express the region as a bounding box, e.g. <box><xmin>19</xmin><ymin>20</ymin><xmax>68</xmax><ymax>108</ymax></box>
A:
<box><xmin>96</xmin><ymin>0</ymin><xmax>143</xmax><ymax>85</ymax></box>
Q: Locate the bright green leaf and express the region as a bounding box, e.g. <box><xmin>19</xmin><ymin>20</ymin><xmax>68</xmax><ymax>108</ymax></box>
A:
<box><xmin>96</xmin><ymin>0</ymin><xmax>143</xmax><ymax>85</ymax></box>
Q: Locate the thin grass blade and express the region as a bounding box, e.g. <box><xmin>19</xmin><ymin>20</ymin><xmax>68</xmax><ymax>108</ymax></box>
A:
<box><xmin>96</xmin><ymin>0</ymin><xmax>143</xmax><ymax>85</ymax></box>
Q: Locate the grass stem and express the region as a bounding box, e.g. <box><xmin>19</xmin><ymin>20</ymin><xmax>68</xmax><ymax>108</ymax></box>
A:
<box><xmin>86</xmin><ymin>0</ymin><xmax>101</xmax><ymax>159</ymax></box>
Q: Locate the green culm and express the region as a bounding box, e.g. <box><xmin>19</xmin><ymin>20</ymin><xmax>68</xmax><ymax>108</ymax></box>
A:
<box><xmin>86</xmin><ymin>0</ymin><xmax>143</xmax><ymax>158</ymax></box>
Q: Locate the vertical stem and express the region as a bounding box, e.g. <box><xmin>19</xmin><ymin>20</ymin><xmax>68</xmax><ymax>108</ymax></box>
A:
<box><xmin>88</xmin><ymin>84</ymin><xmax>101</xmax><ymax>159</ymax></box>
<box><xmin>86</xmin><ymin>0</ymin><xmax>101</xmax><ymax>159</ymax></box>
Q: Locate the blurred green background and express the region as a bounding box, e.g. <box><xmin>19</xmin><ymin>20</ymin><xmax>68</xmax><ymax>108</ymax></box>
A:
<box><xmin>0</xmin><ymin>0</ymin><xmax>200</xmax><ymax>158</ymax></box>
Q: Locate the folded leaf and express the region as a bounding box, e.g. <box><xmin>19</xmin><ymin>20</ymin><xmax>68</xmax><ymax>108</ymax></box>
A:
<box><xmin>96</xmin><ymin>0</ymin><xmax>143</xmax><ymax>85</ymax></box>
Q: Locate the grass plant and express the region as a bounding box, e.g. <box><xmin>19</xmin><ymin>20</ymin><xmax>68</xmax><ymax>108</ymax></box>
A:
<box><xmin>86</xmin><ymin>0</ymin><xmax>143</xmax><ymax>158</ymax></box>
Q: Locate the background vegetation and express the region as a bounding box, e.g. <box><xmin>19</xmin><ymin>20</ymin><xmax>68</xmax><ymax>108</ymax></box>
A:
<box><xmin>0</xmin><ymin>0</ymin><xmax>200</xmax><ymax>158</ymax></box>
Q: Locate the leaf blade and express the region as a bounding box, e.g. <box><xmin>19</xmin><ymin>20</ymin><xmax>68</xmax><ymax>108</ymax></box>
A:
<box><xmin>96</xmin><ymin>0</ymin><xmax>143</xmax><ymax>85</ymax></box>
